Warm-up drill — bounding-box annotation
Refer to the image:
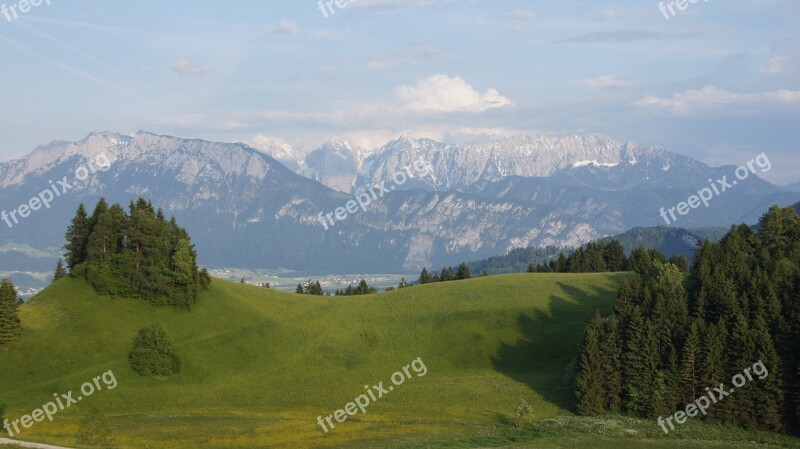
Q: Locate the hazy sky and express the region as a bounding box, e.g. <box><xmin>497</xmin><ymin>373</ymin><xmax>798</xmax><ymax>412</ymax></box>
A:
<box><xmin>1</xmin><ymin>0</ymin><xmax>798</xmax><ymax>183</ymax></box>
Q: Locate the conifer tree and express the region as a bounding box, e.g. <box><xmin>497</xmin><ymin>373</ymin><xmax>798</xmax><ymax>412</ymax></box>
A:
<box><xmin>0</xmin><ymin>279</ymin><xmax>22</xmax><ymax>346</ymax></box>
<box><xmin>440</xmin><ymin>267</ymin><xmax>455</xmax><ymax>282</ymax></box>
<box><xmin>575</xmin><ymin>311</ymin><xmax>605</xmax><ymax>415</ymax></box>
<box><xmin>751</xmin><ymin>316</ymin><xmax>784</xmax><ymax>431</ymax></box>
<box><xmin>680</xmin><ymin>321</ymin><xmax>702</xmax><ymax>404</ymax></box>
<box><xmin>456</xmin><ymin>263</ymin><xmax>471</xmax><ymax>280</ymax></box>
<box><xmin>600</xmin><ymin>315</ymin><xmax>623</xmax><ymax>412</ymax></box>
<box><xmin>64</xmin><ymin>204</ymin><xmax>90</xmax><ymax>270</ymax></box>
<box><xmin>622</xmin><ymin>307</ymin><xmax>648</xmax><ymax>414</ymax></box>
<box><xmin>726</xmin><ymin>312</ymin><xmax>756</xmax><ymax>427</ymax></box>
<box><xmin>53</xmin><ymin>259</ymin><xmax>66</xmax><ymax>281</ymax></box>
<box><xmin>701</xmin><ymin>320</ymin><xmax>728</xmax><ymax>423</ymax></box>
<box><xmin>419</xmin><ymin>267</ymin><xmax>432</xmax><ymax>284</ymax></box>
<box><xmin>605</xmin><ymin>240</ymin><xmax>626</xmax><ymax>272</ymax></box>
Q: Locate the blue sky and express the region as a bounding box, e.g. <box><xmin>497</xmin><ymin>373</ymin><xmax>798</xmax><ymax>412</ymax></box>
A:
<box><xmin>1</xmin><ymin>0</ymin><xmax>798</xmax><ymax>183</ymax></box>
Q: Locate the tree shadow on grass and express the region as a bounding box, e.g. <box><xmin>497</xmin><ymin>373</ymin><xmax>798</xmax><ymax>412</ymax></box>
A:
<box><xmin>491</xmin><ymin>281</ymin><xmax>619</xmax><ymax>411</ymax></box>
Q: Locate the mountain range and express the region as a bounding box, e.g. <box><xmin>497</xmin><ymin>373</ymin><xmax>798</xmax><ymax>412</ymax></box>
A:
<box><xmin>0</xmin><ymin>131</ymin><xmax>797</xmax><ymax>274</ymax></box>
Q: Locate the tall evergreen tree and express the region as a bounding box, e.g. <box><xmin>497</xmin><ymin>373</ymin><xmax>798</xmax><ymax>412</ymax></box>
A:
<box><xmin>751</xmin><ymin>316</ymin><xmax>784</xmax><ymax>431</ymax></box>
<box><xmin>419</xmin><ymin>267</ymin><xmax>433</xmax><ymax>284</ymax></box>
<box><xmin>456</xmin><ymin>263</ymin><xmax>472</xmax><ymax>280</ymax></box>
<box><xmin>622</xmin><ymin>307</ymin><xmax>648</xmax><ymax>415</ymax></box>
<box><xmin>64</xmin><ymin>204</ymin><xmax>90</xmax><ymax>270</ymax></box>
<box><xmin>53</xmin><ymin>259</ymin><xmax>66</xmax><ymax>281</ymax></box>
<box><xmin>604</xmin><ymin>240</ymin><xmax>626</xmax><ymax>272</ymax></box>
<box><xmin>0</xmin><ymin>279</ymin><xmax>22</xmax><ymax>346</ymax></box>
<box><xmin>701</xmin><ymin>320</ymin><xmax>728</xmax><ymax>423</ymax></box>
<box><xmin>600</xmin><ymin>315</ymin><xmax>623</xmax><ymax>412</ymax></box>
<box><xmin>575</xmin><ymin>311</ymin><xmax>606</xmax><ymax>415</ymax></box>
<box><xmin>439</xmin><ymin>267</ymin><xmax>455</xmax><ymax>282</ymax></box>
<box><xmin>680</xmin><ymin>321</ymin><xmax>702</xmax><ymax>404</ymax></box>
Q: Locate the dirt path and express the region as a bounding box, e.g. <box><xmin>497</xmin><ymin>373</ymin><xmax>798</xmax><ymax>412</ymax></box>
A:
<box><xmin>0</xmin><ymin>439</ymin><xmax>75</xmax><ymax>449</ymax></box>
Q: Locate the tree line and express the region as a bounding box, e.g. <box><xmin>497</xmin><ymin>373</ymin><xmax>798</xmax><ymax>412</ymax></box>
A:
<box><xmin>418</xmin><ymin>263</ymin><xmax>473</xmax><ymax>284</ymax></box>
<box><xmin>575</xmin><ymin>206</ymin><xmax>800</xmax><ymax>434</ymax></box>
<box><xmin>64</xmin><ymin>197</ymin><xmax>210</xmax><ymax>309</ymax></box>
<box><xmin>528</xmin><ymin>240</ymin><xmax>688</xmax><ymax>274</ymax></box>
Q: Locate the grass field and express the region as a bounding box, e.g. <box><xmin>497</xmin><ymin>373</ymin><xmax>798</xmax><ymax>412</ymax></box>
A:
<box><xmin>1</xmin><ymin>273</ymin><xmax>798</xmax><ymax>449</ymax></box>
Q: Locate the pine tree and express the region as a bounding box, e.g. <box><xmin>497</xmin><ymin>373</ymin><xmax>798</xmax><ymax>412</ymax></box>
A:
<box><xmin>727</xmin><ymin>312</ymin><xmax>757</xmax><ymax>427</ymax></box>
<box><xmin>751</xmin><ymin>316</ymin><xmax>784</xmax><ymax>431</ymax></box>
<box><xmin>440</xmin><ymin>267</ymin><xmax>455</xmax><ymax>282</ymax></box>
<box><xmin>53</xmin><ymin>259</ymin><xmax>66</xmax><ymax>281</ymax></box>
<box><xmin>622</xmin><ymin>307</ymin><xmax>648</xmax><ymax>414</ymax></box>
<box><xmin>87</xmin><ymin>209</ymin><xmax>117</xmax><ymax>263</ymax></box>
<box><xmin>64</xmin><ymin>204</ymin><xmax>90</xmax><ymax>270</ymax></box>
<box><xmin>295</xmin><ymin>284</ymin><xmax>304</xmax><ymax>294</ymax></box>
<box><xmin>701</xmin><ymin>320</ymin><xmax>728</xmax><ymax>423</ymax></box>
<box><xmin>0</xmin><ymin>279</ymin><xmax>22</xmax><ymax>346</ymax></box>
<box><xmin>605</xmin><ymin>240</ymin><xmax>627</xmax><ymax>272</ymax></box>
<box><xmin>575</xmin><ymin>311</ymin><xmax>606</xmax><ymax>415</ymax></box>
<box><xmin>456</xmin><ymin>263</ymin><xmax>471</xmax><ymax>280</ymax></box>
<box><xmin>680</xmin><ymin>321</ymin><xmax>702</xmax><ymax>404</ymax></box>
<box><xmin>555</xmin><ymin>253</ymin><xmax>568</xmax><ymax>273</ymax></box>
<box><xmin>419</xmin><ymin>267</ymin><xmax>432</xmax><ymax>284</ymax></box>
<box><xmin>600</xmin><ymin>315</ymin><xmax>623</xmax><ymax>412</ymax></box>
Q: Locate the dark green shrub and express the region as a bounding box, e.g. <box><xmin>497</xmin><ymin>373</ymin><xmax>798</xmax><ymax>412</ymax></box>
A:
<box><xmin>129</xmin><ymin>323</ymin><xmax>181</xmax><ymax>377</ymax></box>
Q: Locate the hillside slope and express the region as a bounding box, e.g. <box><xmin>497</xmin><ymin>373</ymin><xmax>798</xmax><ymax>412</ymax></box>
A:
<box><xmin>0</xmin><ymin>274</ymin><xmax>624</xmax><ymax>449</ymax></box>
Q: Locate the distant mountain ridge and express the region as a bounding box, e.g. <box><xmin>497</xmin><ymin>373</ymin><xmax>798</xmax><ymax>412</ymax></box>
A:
<box><xmin>464</xmin><ymin>225</ymin><xmax>728</xmax><ymax>275</ymax></box>
<box><xmin>1</xmin><ymin>131</ymin><xmax>797</xmax><ymax>274</ymax></box>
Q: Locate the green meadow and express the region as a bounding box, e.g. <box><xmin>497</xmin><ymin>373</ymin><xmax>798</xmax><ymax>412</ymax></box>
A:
<box><xmin>1</xmin><ymin>273</ymin><xmax>799</xmax><ymax>448</ymax></box>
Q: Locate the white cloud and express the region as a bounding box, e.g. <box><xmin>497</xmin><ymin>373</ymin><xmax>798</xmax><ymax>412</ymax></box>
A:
<box><xmin>171</xmin><ymin>58</ymin><xmax>210</xmax><ymax>76</ymax></box>
<box><xmin>267</xmin><ymin>19</ymin><xmax>299</xmax><ymax>34</ymax></box>
<box><xmin>396</xmin><ymin>75</ymin><xmax>513</xmax><ymax>113</ymax></box>
<box><xmin>570</xmin><ymin>76</ymin><xmax>634</xmax><ymax>89</ymax></box>
<box><xmin>635</xmin><ymin>86</ymin><xmax>800</xmax><ymax>115</ymax></box>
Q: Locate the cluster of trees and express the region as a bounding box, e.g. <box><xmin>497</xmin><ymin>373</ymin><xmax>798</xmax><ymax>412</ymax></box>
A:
<box><xmin>418</xmin><ymin>263</ymin><xmax>472</xmax><ymax>284</ymax></box>
<box><xmin>64</xmin><ymin>198</ymin><xmax>210</xmax><ymax>309</ymax></box>
<box><xmin>335</xmin><ymin>279</ymin><xmax>377</xmax><ymax>296</ymax></box>
<box><xmin>295</xmin><ymin>280</ymin><xmax>324</xmax><ymax>295</ymax></box>
<box><xmin>466</xmin><ymin>245</ymin><xmax>564</xmax><ymax>275</ymax></box>
<box><xmin>528</xmin><ymin>240</ymin><xmax>688</xmax><ymax>274</ymax></box>
<box><xmin>575</xmin><ymin>206</ymin><xmax>800</xmax><ymax>434</ymax></box>
<box><xmin>295</xmin><ymin>278</ymin><xmax>383</xmax><ymax>296</ymax></box>
<box><xmin>0</xmin><ymin>278</ymin><xmax>22</xmax><ymax>347</ymax></box>
<box><xmin>129</xmin><ymin>323</ymin><xmax>181</xmax><ymax>377</ymax></box>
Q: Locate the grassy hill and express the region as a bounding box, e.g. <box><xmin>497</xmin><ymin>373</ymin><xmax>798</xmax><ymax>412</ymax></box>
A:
<box><xmin>1</xmin><ymin>274</ymin><xmax>799</xmax><ymax>449</ymax></box>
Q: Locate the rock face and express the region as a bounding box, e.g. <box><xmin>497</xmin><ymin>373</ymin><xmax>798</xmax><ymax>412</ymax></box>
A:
<box><xmin>1</xmin><ymin>131</ymin><xmax>797</xmax><ymax>273</ymax></box>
